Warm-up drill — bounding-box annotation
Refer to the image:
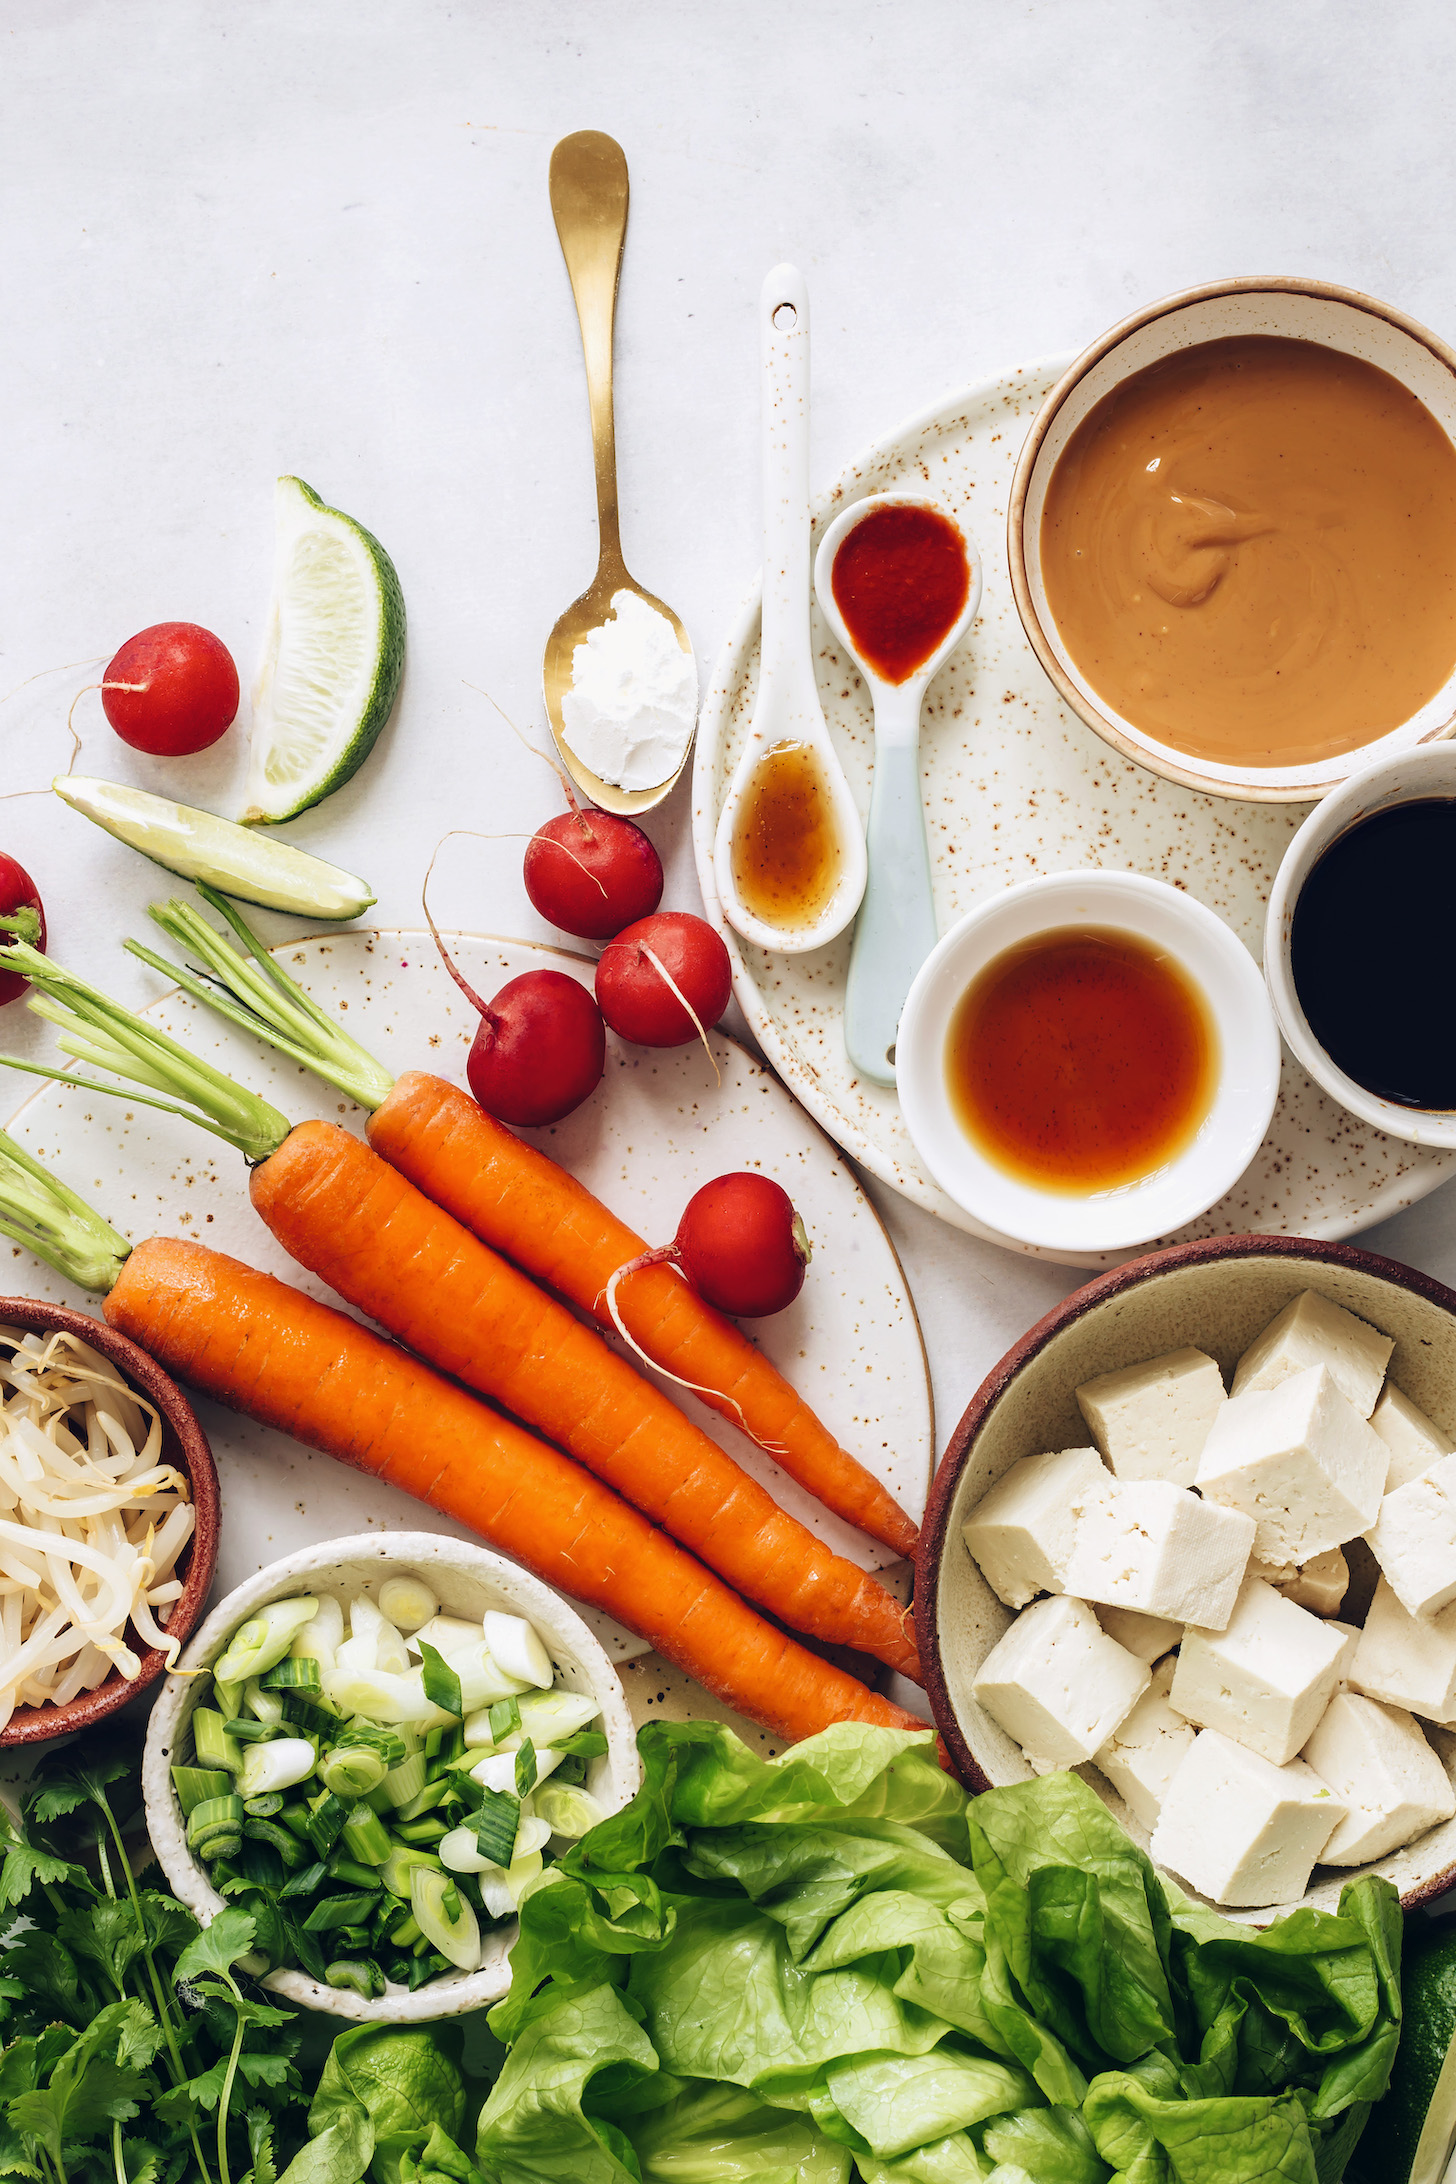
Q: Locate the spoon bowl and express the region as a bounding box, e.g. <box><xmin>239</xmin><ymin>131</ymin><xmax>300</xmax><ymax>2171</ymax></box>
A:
<box><xmin>544</xmin><ymin>131</ymin><xmax>696</xmax><ymax>815</ymax></box>
<box><xmin>813</xmin><ymin>493</ymin><xmax>982</xmax><ymax>1085</ymax></box>
<box><xmin>714</xmin><ymin>266</ymin><xmax>867</xmax><ymax>954</ymax></box>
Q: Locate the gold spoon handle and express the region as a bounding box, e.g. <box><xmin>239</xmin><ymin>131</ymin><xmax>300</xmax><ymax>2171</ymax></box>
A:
<box><xmin>549</xmin><ymin>130</ymin><xmax>629</xmax><ymax>579</ymax></box>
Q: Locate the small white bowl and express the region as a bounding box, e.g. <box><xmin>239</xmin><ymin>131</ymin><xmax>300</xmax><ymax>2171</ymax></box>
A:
<box><xmin>1009</xmin><ymin>276</ymin><xmax>1456</xmax><ymax>802</ymax></box>
<box><xmin>896</xmin><ymin>870</ymin><xmax>1280</xmax><ymax>1254</ymax></box>
<box><xmin>143</xmin><ymin>1531</ymin><xmax>640</xmax><ymax>2024</ymax></box>
<box><xmin>1266</xmin><ymin>741</ymin><xmax>1456</xmax><ymax>1147</ymax></box>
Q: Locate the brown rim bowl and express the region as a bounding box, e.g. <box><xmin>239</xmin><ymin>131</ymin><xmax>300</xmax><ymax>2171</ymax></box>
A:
<box><xmin>915</xmin><ymin>1233</ymin><xmax>1456</xmax><ymax>1922</ymax></box>
<box><xmin>1007</xmin><ymin>275</ymin><xmax>1456</xmax><ymax>802</ymax></box>
<box><xmin>0</xmin><ymin>1297</ymin><xmax>219</xmax><ymax>1745</ymax></box>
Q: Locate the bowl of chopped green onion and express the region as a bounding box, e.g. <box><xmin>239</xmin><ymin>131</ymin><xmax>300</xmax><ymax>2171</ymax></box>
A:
<box><xmin>142</xmin><ymin>1530</ymin><xmax>640</xmax><ymax>2021</ymax></box>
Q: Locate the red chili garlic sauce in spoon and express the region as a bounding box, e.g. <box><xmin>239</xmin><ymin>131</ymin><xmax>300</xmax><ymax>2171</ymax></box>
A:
<box><xmin>830</xmin><ymin>504</ymin><xmax>971</xmax><ymax>683</ymax></box>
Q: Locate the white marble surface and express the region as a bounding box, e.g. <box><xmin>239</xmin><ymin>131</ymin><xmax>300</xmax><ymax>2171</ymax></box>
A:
<box><xmin>6</xmin><ymin>0</ymin><xmax>1456</xmax><ymax>1467</ymax></box>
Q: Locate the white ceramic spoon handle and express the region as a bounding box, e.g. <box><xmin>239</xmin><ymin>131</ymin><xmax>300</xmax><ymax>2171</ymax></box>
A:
<box><xmin>845</xmin><ymin>689</ymin><xmax>938</xmax><ymax>1086</ymax></box>
<box><xmin>759</xmin><ymin>264</ymin><xmax>812</xmax><ymax>688</ymax></box>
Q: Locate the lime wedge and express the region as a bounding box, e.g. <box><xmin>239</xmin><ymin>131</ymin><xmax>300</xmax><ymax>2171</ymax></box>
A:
<box><xmin>242</xmin><ymin>474</ymin><xmax>405</xmax><ymax>825</ymax></box>
<box><xmin>54</xmin><ymin>776</ymin><xmax>376</xmax><ymax>920</ymax></box>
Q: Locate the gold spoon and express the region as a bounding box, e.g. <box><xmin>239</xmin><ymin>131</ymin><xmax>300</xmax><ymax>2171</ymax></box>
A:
<box><xmin>543</xmin><ymin>130</ymin><xmax>696</xmax><ymax>815</ymax></box>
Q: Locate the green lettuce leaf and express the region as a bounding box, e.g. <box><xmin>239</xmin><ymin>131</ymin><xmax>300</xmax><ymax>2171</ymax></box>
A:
<box><xmin>627</xmin><ymin>2081</ymin><xmax>851</xmax><ymax>2183</ymax></box>
<box><xmin>476</xmin><ymin>1982</ymin><xmax>669</xmax><ymax>2183</ymax></box>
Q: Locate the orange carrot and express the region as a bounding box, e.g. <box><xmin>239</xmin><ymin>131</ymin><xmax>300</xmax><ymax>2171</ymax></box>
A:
<box><xmin>247</xmin><ymin>1121</ymin><xmax>921</xmax><ymax>1683</ymax></box>
<box><xmin>105</xmin><ymin>1236</ymin><xmax>923</xmax><ymax>1746</ymax></box>
<box><xmin>367</xmin><ymin>1071</ymin><xmax>920</xmax><ymax>1559</ymax></box>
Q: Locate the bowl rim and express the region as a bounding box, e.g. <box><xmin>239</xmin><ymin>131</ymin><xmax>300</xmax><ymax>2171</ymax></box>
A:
<box><xmin>0</xmin><ymin>1295</ymin><xmax>219</xmax><ymax>1746</ymax></box>
<box><xmin>913</xmin><ymin>1229</ymin><xmax>1456</xmax><ymax>1915</ymax></box>
<box><xmin>142</xmin><ymin>1528</ymin><xmax>641</xmax><ymax>2023</ymax></box>
<box><xmin>1006</xmin><ymin>274</ymin><xmax>1456</xmax><ymax>804</ymax></box>
<box><xmin>1264</xmin><ymin>740</ymin><xmax>1456</xmax><ymax>1146</ymax></box>
<box><xmin>894</xmin><ymin>868</ymin><xmax>1281</xmax><ymax>1252</ymax></box>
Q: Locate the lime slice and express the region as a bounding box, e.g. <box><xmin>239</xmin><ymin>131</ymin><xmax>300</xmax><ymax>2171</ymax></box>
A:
<box><xmin>1356</xmin><ymin>1925</ymin><xmax>1456</xmax><ymax>2184</ymax></box>
<box><xmin>242</xmin><ymin>474</ymin><xmax>405</xmax><ymax>825</ymax></box>
<box><xmin>54</xmin><ymin>776</ymin><xmax>376</xmax><ymax>920</ymax></box>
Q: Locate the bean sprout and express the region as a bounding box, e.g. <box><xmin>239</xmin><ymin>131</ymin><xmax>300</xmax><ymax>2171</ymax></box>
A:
<box><xmin>0</xmin><ymin>1326</ymin><xmax>193</xmax><ymax>1728</ymax></box>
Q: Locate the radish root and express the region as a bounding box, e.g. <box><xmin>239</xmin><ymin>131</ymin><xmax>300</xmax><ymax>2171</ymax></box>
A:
<box><xmin>601</xmin><ymin>1254</ymin><xmax>788</xmax><ymax>1456</ymax></box>
<box><xmin>463</xmin><ymin>680</ymin><xmax>597</xmax><ymax>837</ymax></box>
<box><xmin>640</xmin><ymin>945</ymin><xmax>722</xmax><ymax>1086</ymax></box>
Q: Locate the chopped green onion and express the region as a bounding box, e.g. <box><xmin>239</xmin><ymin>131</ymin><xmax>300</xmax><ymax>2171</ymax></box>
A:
<box><xmin>390</xmin><ymin>1911</ymin><xmax>422</xmax><ymax>1947</ymax></box>
<box><xmin>282</xmin><ymin>1690</ymin><xmax>341</xmax><ymax>1735</ymax></box>
<box><xmin>261</xmin><ymin>1655</ymin><xmax>322</xmax><ymax>1693</ymax></box>
<box><xmin>407</xmin><ymin>1955</ymin><xmax>443</xmax><ymax>1990</ymax></box>
<box><xmin>225</xmin><ymin>1715</ymin><xmax>280</xmax><ymax>1743</ymax></box>
<box><xmin>532</xmin><ymin>1783</ymin><xmax>608</xmax><ymax>1840</ymax></box>
<box><xmin>244</xmin><ymin>1792</ymin><xmax>285</xmax><ymax>1818</ymax></box>
<box><xmin>418</xmin><ymin>1641</ymin><xmax>462</xmax><ymax>1719</ymax></box>
<box><xmin>341</xmin><ymin>1804</ymin><xmax>393</xmax><ymax>1867</ymax></box>
<box><xmin>279</xmin><ymin>1860</ymin><xmax>329</xmax><ymax>1901</ymax></box>
<box><xmin>187</xmin><ymin>1793</ymin><xmax>244</xmax><ymax>1863</ymax></box>
<box><xmin>373</xmin><ymin>1751</ymin><xmax>427</xmax><ymax>1811</ymax></box>
<box><xmin>328</xmin><ymin>1858</ymin><xmax>384</xmax><ymax>1891</ymax></box>
<box><xmin>306</xmin><ymin>1791</ymin><xmax>350</xmax><ymax>1858</ymax></box>
<box><xmin>213</xmin><ymin>1596</ymin><xmax>319</xmax><ymax>1686</ymax></box>
<box><xmin>395</xmin><ymin>1815</ymin><xmax>448</xmax><ymax>1847</ymax></box>
<box><xmin>245</xmin><ymin>1818</ymin><xmax>309</xmax><ymax>1867</ymax></box>
<box><xmin>423</xmin><ymin>1726</ymin><xmax>444</xmax><ymax>1760</ymax></box>
<box><xmin>325</xmin><ymin>1959</ymin><xmax>385</xmax><ymax>1999</ymax></box>
<box><xmin>474</xmin><ymin>1789</ymin><xmax>520</xmax><ymax>1869</ymax></box>
<box><xmin>392</xmin><ymin>1777</ymin><xmax>450</xmax><ymax>1825</ymax></box>
<box><xmin>278</xmin><ymin>1800</ymin><xmax>313</xmax><ymax>1838</ymax></box>
<box><xmin>238</xmin><ymin>1737</ymin><xmax>317</xmax><ymax>1799</ymax></box>
<box><xmin>302</xmin><ymin>1890</ymin><xmax>378</xmax><ymax>1933</ymax></box>
<box><xmin>191</xmin><ymin>1707</ymin><xmax>242</xmax><ymax>1774</ymax></box>
<box><xmin>320</xmin><ymin>1741</ymin><xmax>389</xmax><ymax>1799</ymax></box>
<box><xmin>488</xmin><ymin>1696</ymin><xmax>521</xmax><ymax>1746</ymax></box>
<box><xmin>214</xmin><ymin>1678</ymin><xmax>243</xmax><ymax>1722</ymax></box>
<box><xmin>514</xmin><ymin>1740</ymin><xmax>538</xmax><ymax>1798</ymax></box>
<box><xmin>409</xmin><ymin>1865</ymin><xmax>480</xmax><ymax>1972</ymax></box>
<box><xmin>172</xmin><ymin>1765</ymin><xmax>232</xmax><ymax>1817</ymax></box>
<box><xmin>380</xmin><ymin>1845</ymin><xmax>441</xmax><ymax>1899</ymax></box>
<box><xmin>378</xmin><ymin>1574</ymin><xmax>438</xmax><ymax>1632</ymax></box>
<box><xmin>243</xmin><ymin>1678</ymin><xmax>284</xmax><ymax>1725</ymax></box>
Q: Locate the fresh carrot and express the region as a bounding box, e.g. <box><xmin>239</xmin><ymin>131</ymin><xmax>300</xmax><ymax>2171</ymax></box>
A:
<box><xmin>249</xmin><ymin>1121</ymin><xmax>922</xmax><ymax>1682</ymax></box>
<box><xmin>368</xmin><ymin>1071</ymin><xmax>921</xmax><ymax>1558</ymax></box>
<box><xmin>105</xmin><ymin>1236</ymin><xmax>924</xmax><ymax>1745</ymax></box>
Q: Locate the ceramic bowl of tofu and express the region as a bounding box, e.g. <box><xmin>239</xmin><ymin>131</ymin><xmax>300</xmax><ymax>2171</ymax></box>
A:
<box><xmin>143</xmin><ymin>1530</ymin><xmax>640</xmax><ymax>2023</ymax></box>
<box><xmin>895</xmin><ymin>869</ymin><xmax>1280</xmax><ymax>1253</ymax></box>
<box><xmin>1265</xmin><ymin>740</ymin><xmax>1456</xmax><ymax>1148</ymax></box>
<box><xmin>916</xmin><ymin>1232</ymin><xmax>1456</xmax><ymax>1924</ymax></box>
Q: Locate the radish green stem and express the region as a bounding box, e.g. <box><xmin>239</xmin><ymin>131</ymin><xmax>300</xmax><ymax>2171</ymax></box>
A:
<box><xmin>0</xmin><ymin>1127</ymin><xmax>130</xmax><ymax>1292</ymax></box>
<box><xmin>0</xmin><ymin>941</ymin><xmax>291</xmax><ymax>1163</ymax></box>
<box><xmin>134</xmin><ymin>885</ymin><xmax>395</xmax><ymax>1113</ymax></box>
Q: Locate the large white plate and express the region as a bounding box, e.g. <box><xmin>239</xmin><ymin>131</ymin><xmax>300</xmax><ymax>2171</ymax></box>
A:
<box><xmin>692</xmin><ymin>358</ymin><xmax>1456</xmax><ymax>1268</ymax></box>
<box><xmin>0</xmin><ymin>931</ymin><xmax>932</xmax><ymax>1660</ymax></box>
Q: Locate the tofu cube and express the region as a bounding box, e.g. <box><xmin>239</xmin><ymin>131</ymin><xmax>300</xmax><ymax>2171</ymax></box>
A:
<box><xmin>1195</xmin><ymin>1366</ymin><xmax>1389</xmax><ymax>1564</ymax></box>
<box><xmin>1075</xmin><ymin>1347</ymin><xmax>1227</xmax><ymax>1486</ymax></box>
<box><xmin>1095</xmin><ymin>1655</ymin><xmax>1196</xmax><ymax>1828</ymax></box>
<box><xmin>1150</xmin><ymin>1730</ymin><xmax>1344</xmax><ymax>1907</ymax></box>
<box><xmin>961</xmin><ymin>1447</ymin><xmax>1106</xmax><ymax>1609</ymax></box>
<box><xmin>1367</xmin><ymin>1455</ymin><xmax>1456</xmax><ymax>1620</ymax></box>
<box><xmin>1231</xmin><ymin>1289</ymin><xmax>1392</xmax><ymax>1418</ymax></box>
<box><xmin>1349</xmin><ymin>1580</ymin><xmax>1456</xmax><ymax>1723</ymax></box>
<box><xmin>1371</xmin><ymin>1384</ymin><xmax>1453</xmax><ymax>1491</ymax></box>
<box><xmin>970</xmin><ymin>1595</ymin><xmax>1149</xmax><ymax>1769</ymax></box>
<box><xmin>1302</xmin><ymin>1692</ymin><xmax>1456</xmax><ymax>1864</ymax></box>
<box><xmin>1170</xmin><ymin>1577</ymin><xmax>1348</xmax><ymax>1766</ymax></box>
<box><xmin>1282</xmin><ymin>1547</ymin><xmax>1349</xmax><ymax>1619</ymax></box>
<box><xmin>1094</xmin><ymin>1604</ymin><xmax>1184</xmax><ymax>1662</ymax></box>
<box><xmin>1064</xmin><ymin>1476</ymin><xmax>1254</xmax><ymax>1630</ymax></box>
<box><xmin>1328</xmin><ymin>1620</ymin><xmax>1361</xmax><ymax>1685</ymax></box>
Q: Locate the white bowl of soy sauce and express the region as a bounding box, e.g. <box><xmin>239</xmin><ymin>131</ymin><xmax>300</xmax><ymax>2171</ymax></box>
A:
<box><xmin>1267</xmin><ymin>742</ymin><xmax>1456</xmax><ymax>1144</ymax></box>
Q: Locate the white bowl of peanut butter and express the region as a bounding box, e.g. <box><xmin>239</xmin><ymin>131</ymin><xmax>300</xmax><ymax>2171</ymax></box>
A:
<box><xmin>1009</xmin><ymin>278</ymin><xmax>1456</xmax><ymax>802</ymax></box>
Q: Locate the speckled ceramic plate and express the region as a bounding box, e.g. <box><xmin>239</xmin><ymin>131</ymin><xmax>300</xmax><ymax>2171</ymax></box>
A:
<box><xmin>692</xmin><ymin>358</ymin><xmax>1456</xmax><ymax>1268</ymax></box>
<box><xmin>0</xmin><ymin>931</ymin><xmax>932</xmax><ymax>1661</ymax></box>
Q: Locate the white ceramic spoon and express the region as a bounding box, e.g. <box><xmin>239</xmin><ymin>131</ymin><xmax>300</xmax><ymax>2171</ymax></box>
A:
<box><xmin>714</xmin><ymin>266</ymin><xmax>866</xmax><ymax>954</ymax></box>
<box><xmin>813</xmin><ymin>493</ymin><xmax>983</xmax><ymax>1086</ymax></box>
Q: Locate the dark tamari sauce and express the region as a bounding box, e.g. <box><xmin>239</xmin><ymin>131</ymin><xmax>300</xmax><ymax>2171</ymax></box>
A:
<box><xmin>831</xmin><ymin>503</ymin><xmax>971</xmax><ymax>683</ymax></box>
<box><xmin>730</xmin><ymin>739</ymin><xmax>845</xmax><ymax>928</ymax></box>
<box><xmin>1291</xmin><ymin>798</ymin><xmax>1456</xmax><ymax>1108</ymax></box>
<box><xmin>947</xmin><ymin>926</ymin><xmax>1218</xmax><ymax>1193</ymax></box>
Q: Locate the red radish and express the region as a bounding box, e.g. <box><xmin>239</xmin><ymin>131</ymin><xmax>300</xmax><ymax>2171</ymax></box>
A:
<box><xmin>466</xmin><ymin>970</ymin><xmax>605</xmax><ymax>1126</ymax></box>
<box><xmin>100</xmin><ymin>623</ymin><xmax>239</xmax><ymax>756</ymax></box>
<box><xmin>595</xmin><ymin>911</ymin><xmax>732</xmax><ymax>1049</ymax></box>
<box><xmin>0</xmin><ymin>856</ymin><xmax>45</xmax><ymax>1007</ymax></box>
<box><xmin>667</xmin><ymin>1173</ymin><xmax>811</xmax><ymax>1315</ymax></box>
<box><xmin>524</xmin><ymin>809</ymin><xmax>663</xmax><ymax>940</ymax></box>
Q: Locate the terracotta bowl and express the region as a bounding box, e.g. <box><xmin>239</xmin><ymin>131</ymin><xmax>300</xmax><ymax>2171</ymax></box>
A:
<box><xmin>916</xmin><ymin>1234</ymin><xmax>1456</xmax><ymax>1922</ymax></box>
<box><xmin>1007</xmin><ymin>276</ymin><xmax>1456</xmax><ymax>803</ymax></box>
<box><xmin>0</xmin><ymin>1296</ymin><xmax>219</xmax><ymax>1746</ymax></box>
